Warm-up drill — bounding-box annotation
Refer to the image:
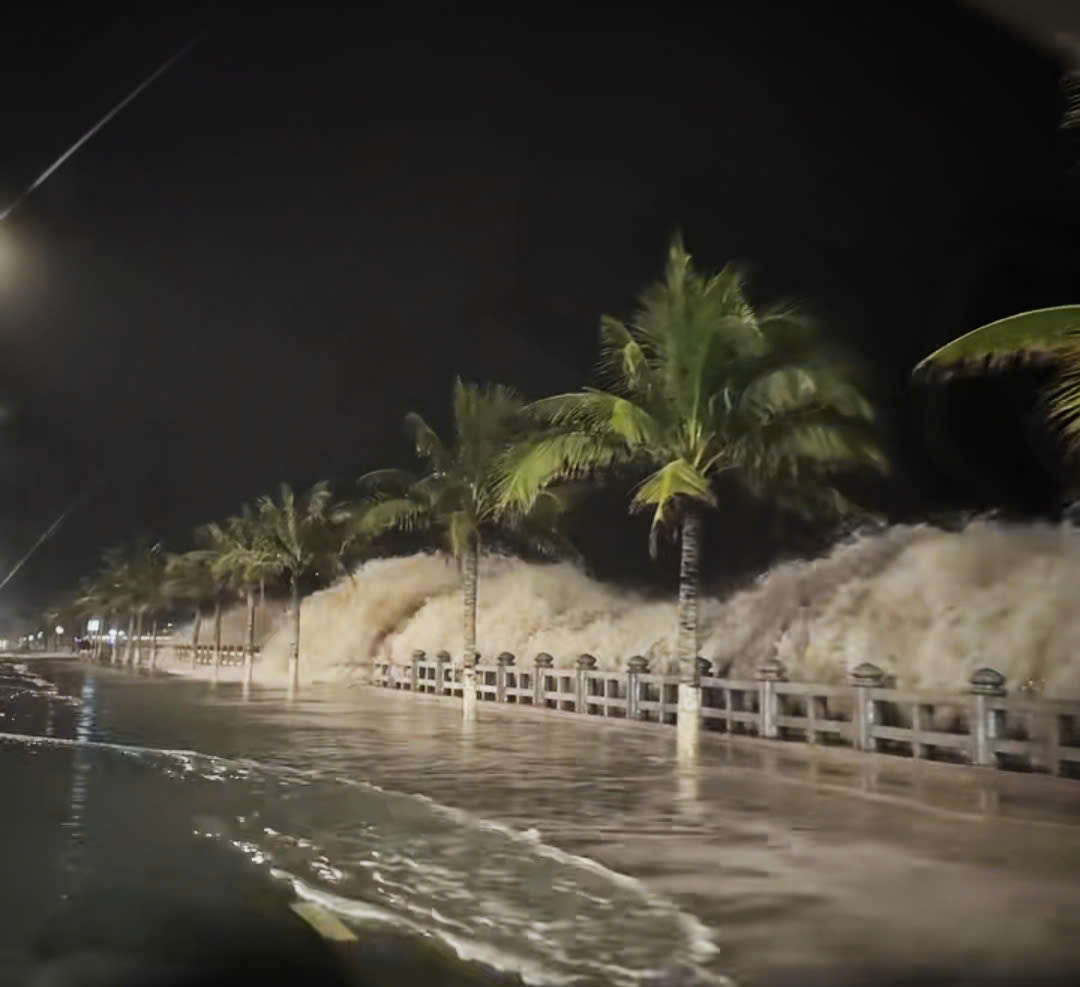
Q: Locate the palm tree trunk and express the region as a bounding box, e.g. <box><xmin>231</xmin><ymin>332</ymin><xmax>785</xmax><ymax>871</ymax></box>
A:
<box><xmin>461</xmin><ymin>535</ymin><xmax>479</xmax><ymax>722</ymax></box>
<box><xmin>149</xmin><ymin>616</ymin><xmax>158</xmax><ymax>670</ymax></box>
<box><xmin>259</xmin><ymin>577</ymin><xmax>266</xmax><ymax>638</ymax></box>
<box><xmin>288</xmin><ymin>574</ymin><xmax>300</xmax><ymax>695</ymax></box>
<box><xmin>125</xmin><ymin>612</ymin><xmax>136</xmax><ymax>667</ymax></box>
<box><xmin>133</xmin><ymin>609</ymin><xmax>145</xmax><ymax>668</ymax></box>
<box><xmin>243</xmin><ymin>585</ymin><xmax>255</xmax><ymax>689</ymax></box>
<box><xmin>676</xmin><ymin>507</ymin><xmax>702</xmax><ymax>675</ymax></box>
<box><xmin>676</xmin><ymin>506</ymin><xmax>703</xmax><ymax>761</ymax></box>
<box><xmin>191</xmin><ymin>606</ymin><xmax>202</xmax><ymax>671</ymax></box>
<box><xmin>212</xmin><ymin>596</ymin><xmax>222</xmax><ymax>683</ymax></box>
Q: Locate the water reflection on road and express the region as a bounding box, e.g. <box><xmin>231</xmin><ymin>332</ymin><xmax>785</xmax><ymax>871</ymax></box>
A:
<box><xmin>5</xmin><ymin>660</ymin><xmax>1080</xmax><ymax>986</ymax></box>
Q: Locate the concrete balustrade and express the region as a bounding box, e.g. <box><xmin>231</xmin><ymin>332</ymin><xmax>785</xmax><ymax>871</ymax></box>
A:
<box><xmin>170</xmin><ymin>643</ymin><xmax>262</xmax><ymax>667</ymax></box>
<box><xmin>364</xmin><ymin>650</ymin><xmax>1080</xmax><ymax>779</ymax></box>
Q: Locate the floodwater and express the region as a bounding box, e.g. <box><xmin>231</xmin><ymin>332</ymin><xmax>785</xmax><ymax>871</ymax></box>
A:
<box><xmin>2</xmin><ymin>658</ymin><xmax>1080</xmax><ymax>987</ymax></box>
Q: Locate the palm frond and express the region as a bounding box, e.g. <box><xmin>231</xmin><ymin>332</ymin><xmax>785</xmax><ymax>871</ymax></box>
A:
<box><xmin>739</xmin><ymin>366</ymin><xmax>875</xmax><ymax>425</ymax></box>
<box><xmin>525</xmin><ymin>391</ymin><xmax>662</xmax><ymax>447</ymax></box>
<box><xmin>359</xmin><ymin>496</ymin><xmax>432</xmax><ymax>537</ymax></box>
<box><xmin>447</xmin><ymin>510</ymin><xmax>476</xmax><ymax>560</ymax></box>
<box><xmin>743</xmin><ymin>421</ymin><xmax>888</xmax><ymax>476</ymax></box>
<box><xmin>630</xmin><ymin>458</ymin><xmax>717</xmax><ymax>535</ymax></box>
<box><xmin>596</xmin><ymin>316</ymin><xmax>659</xmax><ymax>398</ymax></box>
<box><xmin>497</xmin><ymin>432</ymin><xmax>632</xmax><ymax>512</ymax></box>
<box><xmin>357</xmin><ymin>468</ymin><xmax>417</xmax><ymax>494</ymax></box>
<box><xmin>405</xmin><ymin>411</ymin><xmax>450</xmax><ymax>471</ymax></box>
<box><xmin>914</xmin><ymin>306</ymin><xmax>1080</xmax><ymax>378</ymax></box>
<box><xmin>1044</xmin><ymin>343</ymin><xmax>1080</xmax><ymax>453</ymax></box>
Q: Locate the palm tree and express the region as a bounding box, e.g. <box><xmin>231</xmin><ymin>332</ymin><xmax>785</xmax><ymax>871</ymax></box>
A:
<box><xmin>196</xmin><ymin>524</ymin><xmax>235</xmax><ymax>681</ymax></box>
<box><xmin>41</xmin><ymin>606</ymin><xmax>62</xmax><ymax>651</ymax></box>
<box><xmin>165</xmin><ymin>543</ymin><xmax>219</xmax><ymax>672</ymax></box>
<box><xmin>141</xmin><ymin>549</ymin><xmax>169</xmax><ymax>670</ymax></box>
<box><xmin>254</xmin><ymin>481</ymin><xmax>337</xmax><ymax>693</ymax></box>
<box><xmin>74</xmin><ymin>575</ymin><xmax>109</xmax><ymax>660</ymax></box>
<box><xmin>88</xmin><ymin>557</ymin><xmax>126</xmax><ymax>663</ymax></box>
<box><xmin>359</xmin><ymin>378</ymin><xmax>576</xmax><ymax>720</ymax></box>
<box><xmin>498</xmin><ymin>237</ymin><xmax>886</xmax><ymax>755</ymax></box>
<box><xmin>915</xmin><ymin>305</ymin><xmax>1080</xmax><ymax>453</ymax></box>
<box><xmin>211</xmin><ymin>503</ymin><xmax>280</xmax><ymax>687</ymax></box>
<box><xmin>125</xmin><ymin>539</ymin><xmax>164</xmax><ymax>669</ymax></box>
<box><xmin>93</xmin><ymin>545</ymin><xmax>136</xmax><ymax>665</ymax></box>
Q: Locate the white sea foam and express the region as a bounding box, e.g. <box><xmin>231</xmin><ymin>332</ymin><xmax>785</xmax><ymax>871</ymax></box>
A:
<box><xmin>215</xmin><ymin>518</ymin><xmax>1080</xmax><ymax>696</ymax></box>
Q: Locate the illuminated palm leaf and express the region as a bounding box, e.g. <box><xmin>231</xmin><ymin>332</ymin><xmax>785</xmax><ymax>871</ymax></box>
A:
<box><xmin>915</xmin><ymin>305</ymin><xmax>1080</xmax><ymax>454</ymax></box>
<box><xmin>915</xmin><ymin>306</ymin><xmax>1080</xmax><ymax>375</ymax></box>
<box><xmin>630</xmin><ymin>458</ymin><xmax>716</xmax><ymax>535</ymax></box>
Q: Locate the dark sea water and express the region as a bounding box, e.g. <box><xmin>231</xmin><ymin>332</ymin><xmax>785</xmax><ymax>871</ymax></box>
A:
<box><xmin>2</xmin><ymin>658</ymin><xmax>1080</xmax><ymax>987</ymax></box>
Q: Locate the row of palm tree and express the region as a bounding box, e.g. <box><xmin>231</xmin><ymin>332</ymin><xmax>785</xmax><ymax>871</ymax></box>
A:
<box><xmin>72</xmin><ymin>538</ymin><xmax>167</xmax><ymax>666</ymax></box>
<box><xmin>63</xmin><ymin>483</ymin><xmax>341</xmax><ymax>691</ymax></box>
<box><xmin>54</xmin><ymin>237</ymin><xmax>887</xmax><ymax>748</ymax></box>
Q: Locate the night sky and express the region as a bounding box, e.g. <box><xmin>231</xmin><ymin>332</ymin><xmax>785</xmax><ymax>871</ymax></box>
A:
<box><xmin>2</xmin><ymin>3</ymin><xmax>1079</xmax><ymax>620</ymax></box>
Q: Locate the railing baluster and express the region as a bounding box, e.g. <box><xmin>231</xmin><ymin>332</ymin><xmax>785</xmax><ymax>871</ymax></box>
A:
<box><xmin>497</xmin><ymin>652</ymin><xmax>515</xmax><ymax>703</ymax></box>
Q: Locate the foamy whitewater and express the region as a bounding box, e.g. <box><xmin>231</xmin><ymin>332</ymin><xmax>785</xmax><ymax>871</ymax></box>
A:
<box><xmin>173</xmin><ymin>518</ymin><xmax>1080</xmax><ymax>698</ymax></box>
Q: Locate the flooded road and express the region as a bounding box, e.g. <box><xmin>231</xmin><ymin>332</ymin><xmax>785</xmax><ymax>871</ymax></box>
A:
<box><xmin>2</xmin><ymin>658</ymin><xmax>1080</xmax><ymax>986</ymax></box>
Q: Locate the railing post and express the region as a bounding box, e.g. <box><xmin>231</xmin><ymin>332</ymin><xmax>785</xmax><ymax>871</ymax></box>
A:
<box><xmin>970</xmin><ymin>667</ymin><xmax>1006</xmax><ymax>767</ymax></box>
<box><xmin>576</xmin><ymin>654</ymin><xmax>597</xmax><ymax>713</ymax></box>
<box><xmin>534</xmin><ymin>653</ymin><xmax>554</xmax><ymax>707</ymax></box>
<box><xmin>496</xmin><ymin>652</ymin><xmax>515</xmax><ymax>702</ymax></box>
<box><xmin>851</xmin><ymin>662</ymin><xmax>885</xmax><ymax>751</ymax></box>
<box><xmin>462</xmin><ymin>651</ymin><xmax>479</xmax><ymax>720</ymax></box>
<box><xmin>435</xmin><ymin>650</ymin><xmax>450</xmax><ymax>695</ymax></box>
<box><xmin>757</xmin><ymin>657</ymin><xmax>786</xmax><ymax>739</ymax></box>
<box><xmin>627</xmin><ymin>655</ymin><xmax>648</xmax><ymax>720</ymax></box>
<box><xmin>411</xmin><ymin>649</ymin><xmax>424</xmax><ymax>693</ymax></box>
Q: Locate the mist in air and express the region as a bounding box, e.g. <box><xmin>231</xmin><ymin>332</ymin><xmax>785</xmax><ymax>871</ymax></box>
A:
<box><xmin>179</xmin><ymin>516</ymin><xmax>1080</xmax><ymax>697</ymax></box>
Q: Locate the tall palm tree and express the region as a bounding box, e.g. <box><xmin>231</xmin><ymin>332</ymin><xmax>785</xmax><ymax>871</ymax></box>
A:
<box><xmin>141</xmin><ymin>549</ymin><xmax>169</xmax><ymax>670</ymax></box>
<box><xmin>915</xmin><ymin>305</ymin><xmax>1080</xmax><ymax>453</ymax></box>
<box><xmin>125</xmin><ymin>539</ymin><xmax>164</xmax><ymax>669</ymax></box>
<box><xmin>41</xmin><ymin>606</ymin><xmax>62</xmax><ymax>651</ymax></box>
<box><xmin>74</xmin><ymin>575</ymin><xmax>109</xmax><ymax>660</ymax></box>
<box><xmin>359</xmin><ymin>378</ymin><xmax>575</xmax><ymax>719</ymax></box>
<box><xmin>211</xmin><ymin>503</ymin><xmax>280</xmax><ymax>687</ymax></box>
<box><xmin>196</xmin><ymin>524</ymin><xmax>236</xmax><ymax>681</ymax></box>
<box><xmin>94</xmin><ymin>545</ymin><xmax>136</xmax><ymax>665</ymax></box>
<box><xmin>94</xmin><ymin>558</ymin><xmax>127</xmax><ymax>664</ymax></box>
<box><xmin>165</xmin><ymin>543</ymin><xmax>219</xmax><ymax>672</ymax></box>
<box><xmin>254</xmin><ymin>481</ymin><xmax>336</xmax><ymax>693</ymax></box>
<box><xmin>498</xmin><ymin>238</ymin><xmax>886</xmax><ymax>754</ymax></box>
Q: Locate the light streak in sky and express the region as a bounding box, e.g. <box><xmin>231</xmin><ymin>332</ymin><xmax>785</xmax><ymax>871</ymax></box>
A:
<box><xmin>0</xmin><ymin>498</ymin><xmax>81</xmax><ymax>594</ymax></box>
<box><xmin>0</xmin><ymin>30</ymin><xmax>207</xmax><ymax>223</ymax></box>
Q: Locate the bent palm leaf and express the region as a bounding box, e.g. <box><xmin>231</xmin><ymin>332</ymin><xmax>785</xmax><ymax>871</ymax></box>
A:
<box><xmin>915</xmin><ymin>306</ymin><xmax>1080</xmax><ymax>376</ymax></box>
<box><xmin>915</xmin><ymin>305</ymin><xmax>1080</xmax><ymax>453</ymax></box>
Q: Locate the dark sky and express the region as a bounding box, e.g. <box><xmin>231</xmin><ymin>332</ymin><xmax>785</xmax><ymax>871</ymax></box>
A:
<box><xmin>2</xmin><ymin>3</ymin><xmax>1079</xmax><ymax>617</ymax></box>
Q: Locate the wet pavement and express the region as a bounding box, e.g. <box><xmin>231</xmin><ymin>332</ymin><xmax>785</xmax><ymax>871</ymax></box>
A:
<box><xmin>2</xmin><ymin>657</ymin><xmax>1080</xmax><ymax>986</ymax></box>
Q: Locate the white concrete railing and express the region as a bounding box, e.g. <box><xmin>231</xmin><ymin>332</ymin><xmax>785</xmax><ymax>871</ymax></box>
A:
<box><xmin>171</xmin><ymin>643</ymin><xmax>260</xmax><ymax>667</ymax></box>
<box><xmin>368</xmin><ymin>651</ymin><xmax>1080</xmax><ymax>779</ymax></box>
